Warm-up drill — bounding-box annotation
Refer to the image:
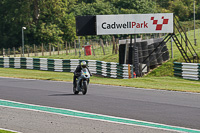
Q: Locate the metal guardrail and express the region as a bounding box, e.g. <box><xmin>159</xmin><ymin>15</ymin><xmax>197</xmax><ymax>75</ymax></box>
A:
<box><xmin>0</xmin><ymin>57</ymin><xmax>133</xmax><ymax>79</ymax></box>
<box><xmin>173</xmin><ymin>62</ymin><xmax>200</xmax><ymax>80</ymax></box>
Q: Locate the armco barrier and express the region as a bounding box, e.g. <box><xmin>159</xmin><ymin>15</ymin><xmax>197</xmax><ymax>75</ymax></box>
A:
<box><xmin>173</xmin><ymin>62</ymin><xmax>200</xmax><ymax>80</ymax></box>
<box><xmin>0</xmin><ymin>57</ymin><xmax>133</xmax><ymax>79</ymax></box>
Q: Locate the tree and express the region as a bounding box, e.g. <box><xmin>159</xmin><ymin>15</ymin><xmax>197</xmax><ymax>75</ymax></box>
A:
<box><xmin>0</xmin><ymin>0</ymin><xmax>77</xmax><ymax>48</ymax></box>
<box><xmin>0</xmin><ymin>0</ymin><xmax>199</xmax><ymax>49</ymax></box>
<box><xmin>168</xmin><ymin>0</ymin><xmax>194</xmax><ymax>21</ymax></box>
<box><xmin>155</xmin><ymin>0</ymin><xmax>171</xmax><ymax>8</ymax></box>
<box><xmin>73</xmin><ymin>0</ymin><xmax>118</xmax><ymax>16</ymax></box>
<box><xmin>108</xmin><ymin>0</ymin><xmax>158</xmax><ymax>14</ymax></box>
<box><xmin>0</xmin><ymin>0</ymin><xmax>33</xmax><ymax>48</ymax></box>
<box><xmin>33</xmin><ymin>0</ymin><xmax>76</xmax><ymax>44</ymax></box>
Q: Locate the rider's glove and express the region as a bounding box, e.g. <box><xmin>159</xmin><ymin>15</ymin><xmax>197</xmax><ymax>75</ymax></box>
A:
<box><xmin>75</xmin><ymin>72</ymin><xmax>81</xmax><ymax>77</ymax></box>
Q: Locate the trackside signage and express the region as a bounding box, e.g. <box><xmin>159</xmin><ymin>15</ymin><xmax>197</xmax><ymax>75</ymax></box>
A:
<box><xmin>96</xmin><ymin>13</ymin><xmax>173</xmax><ymax>35</ymax></box>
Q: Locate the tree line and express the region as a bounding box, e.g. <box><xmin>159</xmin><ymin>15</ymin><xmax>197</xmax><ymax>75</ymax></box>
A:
<box><xmin>0</xmin><ymin>0</ymin><xmax>199</xmax><ymax>49</ymax></box>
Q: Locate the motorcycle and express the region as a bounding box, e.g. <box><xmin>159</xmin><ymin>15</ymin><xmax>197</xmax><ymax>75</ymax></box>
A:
<box><xmin>73</xmin><ymin>68</ymin><xmax>90</xmax><ymax>95</ymax></box>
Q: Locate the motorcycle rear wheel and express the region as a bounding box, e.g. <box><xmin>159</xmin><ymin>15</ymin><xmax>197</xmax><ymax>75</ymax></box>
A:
<box><xmin>73</xmin><ymin>87</ymin><xmax>79</xmax><ymax>95</ymax></box>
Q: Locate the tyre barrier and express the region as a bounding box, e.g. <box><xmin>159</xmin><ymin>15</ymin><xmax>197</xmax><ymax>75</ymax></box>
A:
<box><xmin>119</xmin><ymin>38</ymin><xmax>169</xmax><ymax>74</ymax></box>
<box><xmin>173</xmin><ymin>62</ymin><xmax>200</xmax><ymax>80</ymax></box>
<box><xmin>154</xmin><ymin>44</ymin><xmax>163</xmax><ymax>65</ymax></box>
<box><xmin>136</xmin><ymin>42</ymin><xmax>143</xmax><ymax>63</ymax></box>
<box><xmin>0</xmin><ymin>57</ymin><xmax>133</xmax><ymax>79</ymax></box>
<box><xmin>148</xmin><ymin>45</ymin><xmax>157</xmax><ymax>66</ymax></box>
<box><xmin>162</xmin><ymin>51</ymin><xmax>170</xmax><ymax>61</ymax></box>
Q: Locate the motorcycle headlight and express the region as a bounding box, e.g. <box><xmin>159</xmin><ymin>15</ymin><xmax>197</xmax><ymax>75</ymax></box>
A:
<box><xmin>83</xmin><ymin>72</ymin><xmax>89</xmax><ymax>76</ymax></box>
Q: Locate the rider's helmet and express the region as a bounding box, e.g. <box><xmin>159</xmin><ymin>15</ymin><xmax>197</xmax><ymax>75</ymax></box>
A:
<box><xmin>81</xmin><ymin>61</ymin><xmax>87</xmax><ymax>68</ymax></box>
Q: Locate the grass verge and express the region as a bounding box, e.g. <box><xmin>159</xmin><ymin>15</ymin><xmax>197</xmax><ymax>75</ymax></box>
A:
<box><xmin>0</xmin><ymin>129</ymin><xmax>14</xmax><ymax>133</ymax></box>
<box><xmin>35</xmin><ymin>52</ymin><xmax>119</xmax><ymax>63</ymax></box>
<box><xmin>0</xmin><ymin>68</ymin><xmax>199</xmax><ymax>93</ymax></box>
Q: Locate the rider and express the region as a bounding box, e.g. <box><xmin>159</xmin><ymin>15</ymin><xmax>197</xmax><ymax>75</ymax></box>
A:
<box><xmin>73</xmin><ymin>61</ymin><xmax>92</xmax><ymax>89</ymax></box>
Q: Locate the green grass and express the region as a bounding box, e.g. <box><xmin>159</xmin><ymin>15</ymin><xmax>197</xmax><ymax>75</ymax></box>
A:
<box><xmin>180</xmin><ymin>20</ymin><xmax>200</xmax><ymax>30</ymax></box>
<box><xmin>0</xmin><ymin>68</ymin><xmax>199</xmax><ymax>93</ymax></box>
<box><xmin>0</xmin><ymin>129</ymin><xmax>14</xmax><ymax>133</ymax></box>
<box><xmin>147</xmin><ymin>28</ymin><xmax>200</xmax><ymax>77</ymax></box>
<box><xmin>33</xmin><ymin>28</ymin><xmax>200</xmax><ymax>78</ymax></box>
<box><xmin>146</xmin><ymin>60</ymin><xmax>174</xmax><ymax>77</ymax></box>
<box><xmin>33</xmin><ymin>28</ymin><xmax>200</xmax><ymax>65</ymax></box>
<box><xmin>34</xmin><ymin>45</ymin><xmax>119</xmax><ymax>63</ymax></box>
<box><xmin>1</xmin><ymin>27</ymin><xmax>200</xmax><ymax>93</ymax></box>
<box><xmin>170</xmin><ymin>28</ymin><xmax>200</xmax><ymax>61</ymax></box>
<box><xmin>36</xmin><ymin>53</ymin><xmax>119</xmax><ymax>63</ymax></box>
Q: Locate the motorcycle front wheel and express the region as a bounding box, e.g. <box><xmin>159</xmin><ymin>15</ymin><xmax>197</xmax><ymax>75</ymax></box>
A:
<box><xmin>82</xmin><ymin>82</ymin><xmax>87</xmax><ymax>95</ymax></box>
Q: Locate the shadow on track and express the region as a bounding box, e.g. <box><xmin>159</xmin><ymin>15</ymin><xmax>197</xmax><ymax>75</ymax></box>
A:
<box><xmin>48</xmin><ymin>94</ymin><xmax>76</xmax><ymax>96</ymax></box>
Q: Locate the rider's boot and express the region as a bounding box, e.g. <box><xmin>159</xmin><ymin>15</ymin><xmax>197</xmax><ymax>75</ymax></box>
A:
<box><xmin>73</xmin><ymin>81</ymin><xmax>77</xmax><ymax>90</ymax></box>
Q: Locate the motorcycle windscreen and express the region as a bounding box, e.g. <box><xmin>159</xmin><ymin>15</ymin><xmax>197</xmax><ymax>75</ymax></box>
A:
<box><xmin>82</xmin><ymin>68</ymin><xmax>89</xmax><ymax>76</ymax></box>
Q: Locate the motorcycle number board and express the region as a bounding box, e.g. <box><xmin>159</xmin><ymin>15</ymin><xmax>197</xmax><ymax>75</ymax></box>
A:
<box><xmin>96</xmin><ymin>13</ymin><xmax>173</xmax><ymax>35</ymax></box>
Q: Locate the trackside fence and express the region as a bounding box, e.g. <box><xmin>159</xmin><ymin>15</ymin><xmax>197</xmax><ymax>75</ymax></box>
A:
<box><xmin>173</xmin><ymin>62</ymin><xmax>200</xmax><ymax>80</ymax></box>
<box><xmin>0</xmin><ymin>57</ymin><xmax>133</xmax><ymax>79</ymax></box>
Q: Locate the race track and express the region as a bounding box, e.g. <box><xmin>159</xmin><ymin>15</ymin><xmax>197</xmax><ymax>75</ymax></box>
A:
<box><xmin>0</xmin><ymin>77</ymin><xmax>199</xmax><ymax>132</ymax></box>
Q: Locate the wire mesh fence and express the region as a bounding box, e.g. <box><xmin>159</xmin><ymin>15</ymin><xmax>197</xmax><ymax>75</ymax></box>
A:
<box><xmin>0</xmin><ymin>38</ymin><xmax>116</xmax><ymax>57</ymax></box>
<box><xmin>0</xmin><ymin>29</ymin><xmax>199</xmax><ymax>58</ymax></box>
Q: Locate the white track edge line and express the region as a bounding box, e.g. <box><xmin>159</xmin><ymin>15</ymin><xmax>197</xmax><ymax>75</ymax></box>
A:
<box><xmin>0</xmin><ymin>127</ymin><xmax>22</xmax><ymax>133</ymax></box>
<box><xmin>0</xmin><ymin>99</ymin><xmax>199</xmax><ymax>132</ymax></box>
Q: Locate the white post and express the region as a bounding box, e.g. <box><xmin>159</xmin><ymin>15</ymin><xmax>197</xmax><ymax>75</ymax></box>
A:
<box><xmin>124</xmin><ymin>39</ymin><xmax>129</xmax><ymax>64</ymax></box>
<box><xmin>22</xmin><ymin>27</ymin><xmax>26</xmax><ymax>57</ymax></box>
<box><xmin>78</xmin><ymin>37</ymin><xmax>81</xmax><ymax>57</ymax></box>
<box><xmin>171</xmin><ymin>38</ymin><xmax>173</xmax><ymax>59</ymax></box>
<box><xmin>194</xmin><ymin>0</ymin><xmax>196</xmax><ymax>45</ymax></box>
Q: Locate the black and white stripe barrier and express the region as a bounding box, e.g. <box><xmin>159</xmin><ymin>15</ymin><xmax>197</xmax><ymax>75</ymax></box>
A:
<box><xmin>0</xmin><ymin>57</ymin><xmax>133</xmax><ymax>79</ymax></box>
<box><xmin>173</xmin><ymin>62</ymin><xmax>200</xmax><ymax>80</ymax></box>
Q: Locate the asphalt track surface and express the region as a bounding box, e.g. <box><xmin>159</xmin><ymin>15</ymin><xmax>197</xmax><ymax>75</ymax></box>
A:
<box><xmin>0</xmin><ymin>77</ymin><xmax>200</xmax><ymax>132</ymax></box>
<box><xmin>0</xmin><ymin>106</ymin><xmax>179</xmax><ymax>133</ymax></box>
